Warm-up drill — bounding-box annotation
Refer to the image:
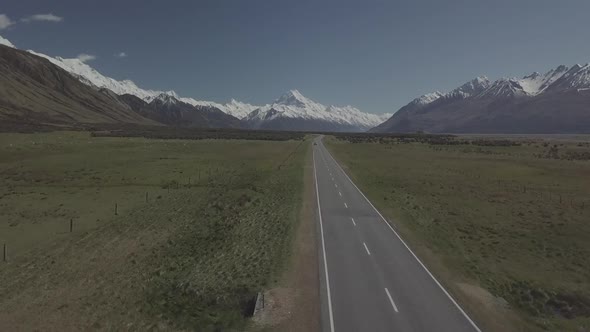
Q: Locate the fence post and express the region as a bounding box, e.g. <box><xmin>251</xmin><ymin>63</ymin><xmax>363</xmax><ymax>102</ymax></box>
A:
<box><xmin>3</xmin><ymin>243</ymin><xmax>6</xmax><ymax>262</ymax></box>
<box><xmin>115</xmin><ymin>203</ymin><xmax>118</xmax><ymax>215</ymax></box>
<box><xmin>70</xmin><ymin>218</ymin><xmax>73</xmax><ymax>233</ymax></box>
<box><xmin>146</xmin><ymin>192</ymin><xmax>148</xmax><ymax>203</ymax></box>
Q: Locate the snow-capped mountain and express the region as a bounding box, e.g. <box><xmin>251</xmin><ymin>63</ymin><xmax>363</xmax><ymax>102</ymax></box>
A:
<box><xmin>27</xmin><ymin>50</ymin><xmax>172</xmax><ymax>100</ymax></box>
<box><xmin>545</xmin><ymin>64</ymin><xmax>590</xmax><ymax>93</ymax></box>
<box><xmin>12</xmin><ymin>39</ymin><xmax>255</xmax><ymax>118</ymax></box>
<box><xmin>0</xmin><ymin>39</ymin><xmax>155</xmax><ymax>125</ymax></box>
<box><xmin>244</xmin><ymin>90</ymin><xmax>390</xmax><ymax>132</ymax></box>
<box><xmin>475</xmin><ymin>64</ymin><xmax>590</xmax><ymax>99</ymax></box>
<box><xmin>372</xmin><ymin>63</ymin><xmax>590</xmax><ymax>134</ymax></box>
<box><xmin>1</xmin><ymin>34</ymin><xmax>385</xmax><ymax>130</ymax></box>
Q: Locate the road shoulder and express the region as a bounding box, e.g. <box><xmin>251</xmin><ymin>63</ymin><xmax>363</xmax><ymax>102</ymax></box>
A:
<box><xmin>251</xmin><ymin>139</ymin><xmax>321</xmax><ymax>332</ymax></box>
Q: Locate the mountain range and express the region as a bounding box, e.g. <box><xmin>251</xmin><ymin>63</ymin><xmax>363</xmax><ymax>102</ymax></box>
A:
<box><xmin>1</xmin><ymin>35</ymin><xmax>387</xmax><ymax>132</ymax></box>
<box><xmin>373</xmin><ymin>65</ymin><xmax>590</xmax><ymax>133</ymax></box>
<box><xmin>244</xmin><ymin>89</ymin><xmax>390</xmax><ymax>132</ymax></box>
<box><xmin>2</xmin><ymin>33</ymin><xmax>589</xmax><ymax>134</ymax></box>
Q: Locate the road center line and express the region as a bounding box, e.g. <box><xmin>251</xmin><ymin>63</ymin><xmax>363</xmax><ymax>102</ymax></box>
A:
<box><xmin>384</xmin><ymin>288</ymin><xmax>399</xmax><ymax>313</ymax></box>
<box><xmin>363</xmin><ymin>242</ymin><xmax>371</xmax><ymax>256</ymax></box>
<box><xmin>313</xmin><ymin>148</ymin><xmax>335</xmax><ymax>332</ymax></box>
<box><xmin>351</xmin><ymin>217</ymin><xmax>356</xmax><ymax>226</ymax></box>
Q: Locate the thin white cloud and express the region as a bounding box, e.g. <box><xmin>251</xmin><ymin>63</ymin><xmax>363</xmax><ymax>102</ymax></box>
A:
<box><xmin>0</xmin><ymin>14</ymin><xmax>15</xmax><ymax>30</ymax></box>
<box><xmin>21</xmin><ymin>13</ymin><xmax>63</xmax><ymax>23</ymax></box>
<box><xmin>115</xmin><ymin>52</ymin><xmax>127</xmax><ymax>58</ymax></box>
<box><xmin>77</xmin><ymin>53</ymin><xmax>97</xmax><ymax>63</ymax></box>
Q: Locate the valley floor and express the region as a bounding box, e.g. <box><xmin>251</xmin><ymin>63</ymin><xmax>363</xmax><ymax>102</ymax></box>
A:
<box><xmin>325</xmin><ymin>134</ymin><xmax>590</xmax><ymax>332</ymax></box>
<box><xmin>0</xmin><ymin>131</ymin><xmax>309</xmax><ymax>331</ymax></box>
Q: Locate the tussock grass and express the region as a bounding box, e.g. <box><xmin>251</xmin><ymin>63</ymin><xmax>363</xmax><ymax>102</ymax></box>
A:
<box><xmin>0</xmin><ymin>131</ymin><xmax>307</xmax><ymax>331</ymax></box>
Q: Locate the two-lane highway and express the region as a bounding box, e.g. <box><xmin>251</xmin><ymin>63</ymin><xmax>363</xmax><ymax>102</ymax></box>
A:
<box><xmin>313</xmin><ymin>136</ymin><xmax>481</xmax><ymax>332</ymax></box>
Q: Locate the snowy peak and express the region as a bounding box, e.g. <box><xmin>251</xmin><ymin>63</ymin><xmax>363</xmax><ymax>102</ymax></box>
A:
<box><xmin>523</xmin><ymin>72</ymin><xmax>541</xmax><ymax>80</ymax></box>
<box><xmin>152</xmin><ymin>93</ymin><xmax>178</xmax><ymax>106</ymax></box>
<box><xmin>518</xmin><ymin>65</ymin><xmax>570</xmax><ymax>95</ymax></box>
<box><xmin>548</xmin><ymin>63</ymin><xmax>590</xmax><ymax>92</ymax></box>
<box><xmin>479</xmin><ymin>78</ymin><xmax>528</xmax><ymax>98</ymax></box>
<box><xmin>145</xmin><ymin>90</ymin><xmax>178</xmax><ymax>103</ymax></box>
<box><xmin>412</xmin><ymin>91</ymin><xmax>444</xmax><ymax>106</ymax></box>
<box><xmin>448</xmin><ymin>76</ymin><xmax>490</xmax><ymax>98</ymax></box>
<box><xmin>275</xmin><ymin>89</ymin><xmax>314</xmax><ymax>107</ymax></box>
<box><xmin>223</xmin><ymin>99</ymin><xmax>262</xmax><ymax>119</ymax></box>
<box><xmin>0</xmin><ymin>35</ymin><xmax>15</xmax><ymax>48</ymax></box>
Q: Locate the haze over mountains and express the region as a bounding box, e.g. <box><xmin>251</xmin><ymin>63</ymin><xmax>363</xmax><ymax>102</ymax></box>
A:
<box><xmin>0</xmin><ymin>35</ymin><xmax>387</xmax><ymax>132</ymax></box>
<box><xmin>373</xmin><ymin>64</ymin><xmax>590</xmax><ymax>133</ymax></box>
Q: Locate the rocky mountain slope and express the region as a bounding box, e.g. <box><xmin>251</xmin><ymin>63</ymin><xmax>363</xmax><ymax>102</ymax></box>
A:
<box><xmin>119</xmin><ymin>93</ymin><xmax>241</xmax><ymax>128</ymax></box>
<box><xmin>0</xmin><ymin>44</ymin><xmax>154</xmax><ymax>126</ymax></box>
<box><xmin>0</xmin><ymin>37</ymin><xmax>242</xmax><ymax>129</ymax></box>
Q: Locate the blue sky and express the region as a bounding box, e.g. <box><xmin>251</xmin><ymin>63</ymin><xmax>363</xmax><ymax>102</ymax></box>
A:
<box><xmin>1</xmin><ymin>0</ymin><xmax>590</xmax><ymax>114</ymax></box>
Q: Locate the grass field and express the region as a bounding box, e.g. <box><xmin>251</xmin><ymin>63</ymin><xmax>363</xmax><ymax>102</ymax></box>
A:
<box><xmin>325</xmin><ymin>135</ymin><xmax>590</xmax><ymax>332</ymax></box>
<box><xmin>0</xmin><ymin>131</ymin><xmax>308</xmax><ymax>331</ymax></box>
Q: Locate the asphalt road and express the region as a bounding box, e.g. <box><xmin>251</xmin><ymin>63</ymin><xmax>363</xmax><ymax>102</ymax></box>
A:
<box><xmin>313</xmin><ymin>136</ymin><xmax>481</xmax><ymax>332</ymax></box>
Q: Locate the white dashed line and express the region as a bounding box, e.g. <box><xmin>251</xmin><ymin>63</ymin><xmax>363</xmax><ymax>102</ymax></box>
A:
<box><xmin>323</xmin><ymin>139</ymin><xmax>481</xmax><ymax>332</ymax></box>
<box><xmin>363</xmin><ymin>242</ymin><xmax>371</xmax><ymax>256</ymax></box>
<box><xmin>351</xmin><ymin>217</ymin><xmax>356</xmax><ymax>226</ymax></box>
<box><xmin>384</xmin><ymin>288</ymin><xmax>399</xmax><ymax>313</ymax></box>
<box><xmin>344</xmin><ymin>202</ymin><xmax>348</xmax><ymax>208</ymax></box>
